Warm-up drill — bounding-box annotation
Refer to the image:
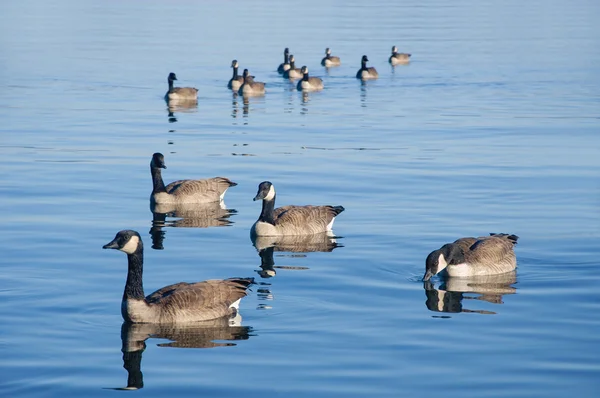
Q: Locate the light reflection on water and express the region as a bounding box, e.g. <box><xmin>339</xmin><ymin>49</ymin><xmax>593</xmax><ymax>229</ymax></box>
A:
<box><xmin>0</xmin><ymin>0</ymin><xmax>599</xmax><ymax>397</ymax></box>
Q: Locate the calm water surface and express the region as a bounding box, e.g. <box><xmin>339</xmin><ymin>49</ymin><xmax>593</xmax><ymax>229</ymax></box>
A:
<box><xmin>1</xmin><ymin>0</ymin><xmax>599</xmax><ymax>397</ymax></box>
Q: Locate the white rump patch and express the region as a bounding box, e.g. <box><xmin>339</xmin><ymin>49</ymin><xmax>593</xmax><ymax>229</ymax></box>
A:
<box><xmin>326</xmin><ymin>218</ymin><xmax>335</xmax><ymax>231</ymax></box>
<box><xmin>229</xmin><ymin>298</ymin><xmax>241</xmax><ymax>310</ymax></box>
<box><xmin>121</xmin><ymin>235</ymin><xmax>140</xmax><ymax>255</ymax></box>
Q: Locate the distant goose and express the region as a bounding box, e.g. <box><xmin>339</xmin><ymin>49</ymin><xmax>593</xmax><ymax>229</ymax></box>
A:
<box><xmin>356</xmin><ymin>55</ymin><xmax>378</xmax><ymax>80</ymax></box>
<box><xmin>389</xmin><ymin>45</ymin><xmax>411</xmax><ymax>65</ymax></box>
<box><xmin>150</xmin><ymin>152</ymin><xmax>237</xmax><ymax>205</ymax></box>
<box><xmin>238</xmin><ymin>69</ymin><xmax>265</xmax><ymax>96</ymax></box>
<box><xmin>297</xmin><ymin>66</ymin><xmax>324</xmax><ymax>91</ymax></box>
<box><xmin>283</xmin><ymin>55</ymin><xmax>303</xmax><ymax>80</ymax></box>
<box><xmin>251</xmin><ymin>181</ymin><xmax>345</xmax><ymax>236</ymax></box>
<box><xmin>103</xmin><ymin>230</ymin><xmax>254</xmax><ymax>323</ymax></box>
<box><xmin>165</xmin><ymin>72</ymin><xmax>198</xmax><ymax>101</ymax></box>
<box><xmin>227</xmin><ymin>60</ymin><xmax>244</xmax><ymax>91</ymax></box>
<box><xmin>321</xmin><ymin>48</ymin><xmax>341</xmax><ymax>67</ymax></box>
<box><xmin>277</xmin><ymin>47</ymin><xmax>291</xmax><ymax>74</ymax></box>
<box><xmin>423</xmin><ymin>233</ymin><xmax>519</xmax><ymax>281</ymax></box>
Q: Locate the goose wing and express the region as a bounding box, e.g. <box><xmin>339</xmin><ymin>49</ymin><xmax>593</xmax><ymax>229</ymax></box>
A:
<box><xmin>165</xmin><ymin>177</ymin><xmax>236</xmax><ymax>198</ymax></box>
<box><xmin>145</xmin><ymin>278</ymin><xmax>253</xmax><ymax>320</ymax></box>
<box><xmin>273</xmin><ymin>205</ymin><xmax>342</xmax><ymax>231</ymax></box>
<box><xmin>467</xmin><ymin>235</ymin><xmax>517</xmax><ymax>263</ymax></box>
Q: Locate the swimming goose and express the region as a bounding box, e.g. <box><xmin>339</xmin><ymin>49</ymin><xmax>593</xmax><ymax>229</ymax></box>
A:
<box><xmin>389</xmin><ymin>45</ymin><xmax>411</xmax><ymax>65</ymax></box>
<box><xmin>103</xmin><ymin>230</ymin><xmax>254</xmax><ymax>323</ymax></box>
<box><xmin>283</xmin><ymin>55</ymin><xmax>303</xmax><ymax>80</ymax></box>
<box><xmin>238</xmin><ymin>69</ymin><xmax>265</xmax><ymax>96</ymax></box>
<box><xmin>277</xmin><ymin>48</ymin><xmax>291</xmax><ymax>74</ymax></box>
<box><xmin>165</xmin><ymin>72</ymin><xmax>198</xmax><ymax>101</ymax></box>
<box><xmin>356</xmin><ymin>55</ymin><xmax>378</xmax><ymax>80</ymax></box>
<box><xmin>227</xmin><ymin>60</ymin><xmax>244</xmax><ymax>91</ymax></box>
<box><xmin>150</xmin><ymin>152</ymin><xmax>237</xmax><ymax>205</ymax></box>
<box><xmin>251</xmin><ymin>181</ymin><xmax>345</xmax><ymax>237</ymax></box>
<box><xmin>321</xmin><ymin>48</ymin><xmax>341</xmax><ymax>67</ymax></box>
<box><xmin>297</xmin><ymin>66</ymin><xmax>324</xmax><ymax>91</ymax></box>
<box><xmin>423</xmin><ymin>233</ymin><xmax>519</xmax><ymax>281</ymax></box>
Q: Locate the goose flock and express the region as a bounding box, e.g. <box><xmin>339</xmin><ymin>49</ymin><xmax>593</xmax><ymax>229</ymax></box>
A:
<box><xmin>104</xmin><ymin>46</ymin><xmax>519</xmax><ymax>325</ymax></box>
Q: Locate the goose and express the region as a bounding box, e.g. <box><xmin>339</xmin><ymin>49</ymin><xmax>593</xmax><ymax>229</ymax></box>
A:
<box><xmin>227</xmin><ymin>60</ymin><xmax>244</xmax><ymax>91</ymax></box>
<box><xmin>356</xmin><ymin>55</ymin><xmax>378</xmax><ymax>80</ymax></box>
<box><xmin>389</xmin><ymin>45</ymin><xmax>411</xmax><ymax>65</ymax></box>
<box><xmin>150</xmin><ymin>152</ymin><xmax>237</xmax><ymax>205</ymax></box>
<box><xmin>103</xmin><ymin>230</ymin><xmax>254</xmax><ymax>323</ymax></box>
<box><xmin>297</xmin><ymin>66</ymin><xmax>324</xmax><ymax>91</ymax></box>
<box><xmin>423</xmin><ymin>233</ymin><xmax>519</xmax><ymax>281</ymax></box>
<box><xmin>251</xmin><ymin>181</ymin><xmax>345</xmax><ymax>237</ymax></box>
<box><xmin>321</xmin><ymin>48</ymin><xmax>341</xmax><ymax>67</ymax></box>
<box><xmin>238</xmin><ymin>69</ymin><xmax>265</xmax><ymax>96</ymax></box>
<box><xmin>283</xmin><ymin>55</ymin><xmax>303</xmax><ymax>80</ymax></box>
<box><xmin>277</xmin><ymin>47</ymin><xmax>291</xmax><ymax>74</ymax></box>
<box><xmin>165</xmin><ymin>72</ymin><xmax>198</xmax><ymax>101</ymax></box>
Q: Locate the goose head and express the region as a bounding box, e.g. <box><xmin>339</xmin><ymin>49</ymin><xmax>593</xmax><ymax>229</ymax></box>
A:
<box><xmin>361</xmin><ymin>55</ymin><xmax>369</xmax><ymax>63</ymax></box>
<box><xmin>284</xmin><ymin>47</ymin><xmax>289</xmax><ymax>56</ymax></box>
<box><xmin>103</xmin><ymin>230</ymin><xmax>142</xmax><ymax>255</ymax></box>
<box><xmin>325</xmin><ymin>48</ymin><xmax>331</xmax><ymax>55</ymax></box>
<box><xmin>168</xmin><ymin>72</ymin><xmax>177</xmax><ymax>82</ymax></box>
<box><xmin>231</xmin><ymin>60</ymin><xmax>239</xmax><ymax>68</ymax></box>
<box><xmin>253</xmin><ymin>181</ymin><xmax>275</xmax><ymax>201</ymax></box>
<box><xmin>423</xmin><ymin>243</ymin><xmax>465</xmax><ymax>281</ymax></box>
<box><xmin>392</xmin><ymin>46</ymin><xmax>398</xmax><ymax>54</ymax></box>
<box><xmin>150</xmin><ymin>152</ymin><xmax>166</xmax><ymax>169</ymax></box>
<box><xmin>301</xmin><ymin>66</ymin><xmax>308</xmax><ymax>75</ymax></box>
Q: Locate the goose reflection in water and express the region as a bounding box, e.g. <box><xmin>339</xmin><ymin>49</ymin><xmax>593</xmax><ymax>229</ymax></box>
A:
<box><xmin>149</xmin><ymin>202</ymin><xmax>236</xmax><ymax>250</ymax></box>
<box><xmin>110</xmin><ymin>318</ymin><xmax>253</xmax><ymax>390</ymax></box>
<box><xmin>231</xmin><ymin>93</ymin><xmax>250</xmax><ymax>118</ymax></box>
<box><xmin>423</xmin><ymin>271</ymin><xmax>517</xmax><ymax>315</ymax></box>
<box><xmin>252</xmin><ymin>233</ymin><xmax>342</xmax><ymax>278</ymax></box>
<box><xmin>166</xmin><ymin>98</ymin><xmax>198</xmax><ymax>122</ymax></box>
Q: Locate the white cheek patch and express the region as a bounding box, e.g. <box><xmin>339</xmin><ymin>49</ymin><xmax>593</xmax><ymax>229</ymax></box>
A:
<box><xmin>120</xmin><ymin>236</ymin><xmax>140</xmax><ymax>254</ymax></box>
<box><xmin>264</xmin><ymin>185</ymin><xmax>276</xmax><ymax>201</ymax></box>
<box><xmin>437</xmin><ymin>253</ymin><xmax>448</xmax><ymax>273</ymax></box>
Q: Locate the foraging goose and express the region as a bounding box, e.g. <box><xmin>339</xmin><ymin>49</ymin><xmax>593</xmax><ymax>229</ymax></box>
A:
<box><xmin>297</xmin><ymin>66</ymin><xmax>324</xmax><ymax>91</ymax></box>
<box><xmin>227</xmin><ymin>60</ymin><xmax>244</xmax><ymax>91</ymax></box>
<box><xmin>423</xmin><ymin>233</ymin><xmax>519</xmax><ymax>281</ymax></box>
<box><xmin>251</xmin><ymin>181</ymin><xmax>345</xmax><ymax>237</ymax></box>
<box><xmin>238</xmin><ymin>69</ymin><xmax>265</xmax><ymax>96</ymax></box>
<box><xmin>277</xmin><ymin>47</ymin><xmax>291</xmax><ymax>74</ymax></box>
<box><xmin>103</xmin><ymin>230</ymin><xmax>254</xmax><ymax>323</ymax></box>
<box><xmin>283</xmin><ymin>55</ymin><xmax>303</xmax><ymax>80</ymax></box>
<box><xmin>356</xmin><ymin>55</ymin><xmax>378</xmax><ymax>80</ymax></box>
<box><xmin>165</xmin><ymin>72</ymin><xmax>198</xmax><ymax>101</ymax></box>
<box><xmin>150</xmin><ymin>152</ymin><xmax>237</xmax><ymax>205</ymax></box>
<box><xmin>389</xmin><ymin>45</ymin><xmax>411</xmax><ymax>65</ymax></box>
<box><xmin>321</xmin><ymin>48</ymin><xmax>341</xmax><ymax>67</ymax></box>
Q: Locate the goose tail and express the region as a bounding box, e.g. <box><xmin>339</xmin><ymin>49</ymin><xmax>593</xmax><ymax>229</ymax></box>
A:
<box><xmin>331</xmin><ymin>205</ymin><xmax>345</xmax><ymax>216</ymax></box>
<box><xmin>490</xmin><ymin>233</ymin><xmax>519</xmax><ymax>245</ymax></box>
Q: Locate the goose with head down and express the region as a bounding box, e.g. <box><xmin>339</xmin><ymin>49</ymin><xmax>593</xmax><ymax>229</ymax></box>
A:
<box><xmin>423</xmin><ymin>233</ymin><xmax>519</xmax><ymax>281</ymax></box>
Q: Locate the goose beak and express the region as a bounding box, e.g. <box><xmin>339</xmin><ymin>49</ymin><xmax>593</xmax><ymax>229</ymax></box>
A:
<box><xmin>422</xmin><ymin>270</ymin><xmax>435</xmax><ymax>282</ymax></box>
<box><xmin>103</xmin><ymin>239</ymin><xmax>119</xmax><ymax>250</ymax></box>
<box><xmin>253</xmin><ymin>193</ymin><xmax>263</xmax><ymax>201</ymax></box>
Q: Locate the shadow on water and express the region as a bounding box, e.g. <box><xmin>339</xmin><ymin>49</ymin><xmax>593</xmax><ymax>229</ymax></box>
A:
<box><xmin>107</xmin><ymin>318</ymin><xmax>253</xmax><ymax>390</ymax></box>
<box><xmin>149</xmin><ymin>202</ymin><xmax>237</xmax><ymax>250</ymax></box>
<box><xmin>423</xmin><ymin>271</ymin><xmax>517</xmax><ymax>316</ymax></box>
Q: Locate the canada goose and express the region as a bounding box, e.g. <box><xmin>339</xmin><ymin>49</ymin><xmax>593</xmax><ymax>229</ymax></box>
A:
<box><xmin>321</xmin><ymin>48</ymin><xmax>341</xmax><ymax>67</ymax></box>
<box><xmin>238</xmin><ymin>69</ymin><xmax>265</xmax><ymax>96</ymax></box>
<box><xmin>389</xmin><ymin>45</ymin><xmax>411</xmax><ymax>65</ymax></box>
<box><xmin>150</xmin><ymin>152</ymin><xmax>237</xmax><ymax>205</ymax></box>
<box><xmin>356</xmin><ymin>55</ymin><xmax>378</xmax><ymax>80</ymax></box>
<box><xmin>227</xmin><ymin>60</ymin><xmax>244</xmax><ymax>91</ymax></box>
<box><xmin>296</xmin><ymin>66</ymin><xmax>324</xmax><ymax>91</ymax></box>
<box><xmin>165</xmin><ymin>72</ymin><xmax>198</xmax><ymax>101</ymax></box>
<box><xmin>423</xmin><ymin>233</ymin><xmax>519</xmax><ymax>281</ymax></box>
<box><xmin>103</xmin><ymin>230</ymin><xmax>254</xmax><ymax>323</ymax></box>
<box><xmin>277</xmin><ymin>47</ymin><xmax>291</xmax><ymax>74</ymax></box>
<box><xmin>283</xmin><ymin>55</ymin><xmax>303</xmax><ymax>80</ymax></box>
<box><xmin>251</xmin><ymin>181</ymin><xmax>345</xmax><ymax>236</ymax></box>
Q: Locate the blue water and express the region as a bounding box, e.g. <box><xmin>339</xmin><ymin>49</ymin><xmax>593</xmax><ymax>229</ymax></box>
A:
<box><xmin>1</xmin><ymin>0</ymin><xmax>599</xmax><ymax>396</ymax></box>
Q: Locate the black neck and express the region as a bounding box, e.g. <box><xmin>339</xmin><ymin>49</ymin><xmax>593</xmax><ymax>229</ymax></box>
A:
<box><xmin>361</xmin><ymin>60</ymin><xmax>367</xmax><ymax>70</ymax></box>
<box><xmin>151</xmin><ymin>166</ymin><xmax>166</xmax><ymax>194</ymax></box>
<box><xmin>232</xmin><ymin>66</ymin><xmax>239</xmax><ymax>79</ymax></box>
<box><xmin>260</xmin><ymin>246</ymin><xmax>275</xmax><ymax>268</ymax></box>
<box><xmin>303</xmin><ymin>72</ymin><xmax>309</xmax><ymax>82</ymax></box>
<box><xmin>124</xmin><ymin>246</ymin><xmax>145</xmax><ymax>300</ymax></box>
<box><xmin>168</xmin><ymin>78</ymin><xmax>174</xmax><ymax>91</ymax></box>
<box><xmin>290</xmin><ymin>60</ymin><xmax>295</xmax><ymax>69</ymax></box>
<box><xmin>258</xmin><ymin>195</ymin><xmax>276</xmax><ymax>224</ymax></box>
<box><xmin>284</xmin><ymin>53</ymin><xmax>289</xmax><ymax>63</ymax></box>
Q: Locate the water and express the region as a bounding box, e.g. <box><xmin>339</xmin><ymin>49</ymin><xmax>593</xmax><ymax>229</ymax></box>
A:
<box><xmin>1</xmin><ymin>0</ymin><xmax>599</xmax><ymax>396</ymax></box>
